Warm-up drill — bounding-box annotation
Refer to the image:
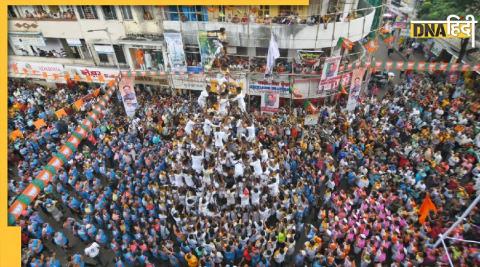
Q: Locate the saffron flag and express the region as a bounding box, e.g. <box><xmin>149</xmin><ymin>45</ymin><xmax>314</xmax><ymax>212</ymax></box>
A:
<box><xmin>93</xmin><ymin>88</ymin><xmax>101</xmax><ymax>97</ymax></box>
<box><xmin>381</xmin><ymin>32</ymin><xmax>394</xmax><ymax>44</ymax></box>
<box><xmin>9</xmin><ymin>129</ymin><xmax>24</xmax><ymax>141</ymax></box>
<box><xmin>73</xmin><ymin>99</ymin><xmax>84</xmax><ymax>110</ymax></box>
<box><xmin>33</xmin><ymin>119</ymin><xmax>47</xmax><ymax>129</ymax></box>
<box><xmin>55</xmin><ymin>109</ymin><xmax>67</xmax><ymax>119</ymax></box>
<box><xmin>418</xmin><ymin>193</ymin><xmax>437</xmax><ymax>224</ymax></box>
<box><xmin>365</xmin><ymin>39</ymin><xmax>379</xmax><ymax>53</ymax></box>
<box><xmin>265</xmin><ymin>33</ymin><xmax>280</xmax><ymax>75</ymax></box>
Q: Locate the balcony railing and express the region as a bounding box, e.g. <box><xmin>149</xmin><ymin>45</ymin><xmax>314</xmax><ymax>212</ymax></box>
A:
<box><xmin>163</xmin><ymin>3</ymin><xmax>377</xmax><ymax>49</ymax></box>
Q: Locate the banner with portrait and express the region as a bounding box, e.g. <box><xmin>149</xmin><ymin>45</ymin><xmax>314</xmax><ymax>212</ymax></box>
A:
<box><xmin>296</xmin><ymin>50</ymin><xmax>323</xmax><ymax>73</ymax></box>
<box><xmin>346</xmin><ymin>68</ymin><xmax>366</xmax><ymax>112</ymax></box>
<box><xmin>321</xmin><ymin>56</ymin><xmax>341</xmax><ymax>80</ymax></box>
<box><xmin>261</xmin><ymin>92</ymin><xmax>280</xmax><ymax>113</ymax></box>
<box><xmin>118</xmin><ymin>76</ymin><xmax>138</xmax><ymax>117</ymax></box>
<box><xmin>164</xmin><ymin>32</ymin><xmax>187</xmax><ymax>73</ymax></box>
<box><xmin>317</xmin><ymin>72</ymin><xmax>352</xmax><ymax>96</ymax></box>
<box><xmin>198</xmin><ymin>30</ymin><xmax>223</xmax><ymax>71</ymax></box>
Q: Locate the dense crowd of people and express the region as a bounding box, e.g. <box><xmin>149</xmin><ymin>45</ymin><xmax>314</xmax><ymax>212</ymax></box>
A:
<box><xmin>8</xmin><ymin>70</ymin><xmax>480</xmax><ymax>267</ymax></box>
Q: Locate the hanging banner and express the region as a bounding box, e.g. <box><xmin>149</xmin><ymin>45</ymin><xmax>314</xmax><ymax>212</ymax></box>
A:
<box><xmin>118</xmin><ymin>76</ymin><xmax>138</xmax><ymax>117</ymax></box>
<box><xmin>164</xmin><ymin>32</ymin><xmax>187</xmax><ymax>73</ymax></box>
<box><xmin>9</xmin><ymin>61</ymin><xmax>65</xmax><ymax>82</ymax></box>
<box><xmin>317</xmin><ymin>72</ymin><xmax>352</xmax><ymax>96</ymax></box>
<box><xmin>304</xmin><ymin>113</ymin><xmax>320</xmax><ymax>125</ymax></box>
<box><xmin>171</xmin><ymin>74</ymin><xmax>207</xmax><ymax>91</ymax></box>
<box><xmin>346</xmin><ymin>68</ymin><xmax>367</xmax><ymax>112</ymax></box>
<box><xmin>321</xmin><ymin>56</ymin><xmax>341</xmax><ymax>80</ymax></box>
<box><xmin>249</xmin><ymin>80</ymin><xmax>291</xmax><ymax>97</ymax></box>
<box><xmin>198</xmin><ymin>30</ymin><xmax>223</xmax><ymax>71</ymax></box>
<box><xmin>9</xmin><ymin>33</ymin><xmax>46</xmax><ymax>47</ymax></box>
<box><xmin>261</xmin><ymin>92</ymin><xmax>280</xmax><ymax>113</ymax></box>
<box><xmin>296</xmin><ymin>50</ymin><xmax>323</xmax><ymax>73</ymax></box>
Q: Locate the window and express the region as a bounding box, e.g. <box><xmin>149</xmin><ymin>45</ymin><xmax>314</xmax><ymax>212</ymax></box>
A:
<box><xmin>279</xmin><ymin>6</ymin><xmax>292</xmax><ymax>14</ymax></box>
<box><xmin>98</xmin><ymin>53</ymin><xmax>109</xmax><ymax>63</ymax></box>
<box><xmin>142</xmin><ymin>6</ymin><xmax>154</xmax><ymax>20</ymax></box>
<box><xmin>113</xmin><ymin>45</ymin><xmax>126</xmax><ymax>64</ymax></box>
<box><xmin>101</xmin><ymin>6</ymin><xmax>117</xmax><ymax>20</ymax></box>
<box><xmin>120</xmin><ymin>6</ymin><xmax>133</xmax><ymax>20</ymax></box>
<box><xmin>255</xmin><ymin>47</ymin><xmax>268</xmax><ymax>57</ymax></box>
<box><xmin>279</xmin><ymin>49</ymin><xmax>288</xmax><ymax>58</ymax></box>
<box><xmin>8</xmin><ymin>6</ymin><xmax>17</xmax><ymax>18</ymax></box>
<box><xmin>236</xmin><ymin>47</ymin><xmax>248</xmax><ymax>56</ymax></box>
<box><xmin>258</xmin><ymin>6</ymin><xmax>270</xmax><ymax>17</ymax></box>
<box><xmin>77</xmin><ymin>6</ymin><xmax>98</xmax><ymax>19</ymax></box>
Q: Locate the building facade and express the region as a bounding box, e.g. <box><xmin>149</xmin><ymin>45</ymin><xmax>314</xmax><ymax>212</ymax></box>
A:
<box><xmin>8</xmin><ymin>2</ymin><xmax>382</xmax><ymax>100</ymax></box>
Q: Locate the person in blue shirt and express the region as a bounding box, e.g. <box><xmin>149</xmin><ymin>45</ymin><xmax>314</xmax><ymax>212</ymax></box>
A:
<box><xmin>53</xmin><ymin>231</ymin><xmax>69</xmax><ymax>249</ymax></box>
<box><xmin>45</xmin><ymin>253</ymin><xmax>61</xmax><ymax>267</ymax></box>
<box><xmin>28</xmin><ymin>239</ymin><xmax>43</xmax><ymax>255</ymax></box>
<box><xmin>71</xmin><ymin>254</ymin><xmax>85</xmax><ymax>267</ymax></box>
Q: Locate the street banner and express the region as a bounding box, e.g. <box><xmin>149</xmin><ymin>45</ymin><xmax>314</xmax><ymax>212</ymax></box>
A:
<box><xmin>321</xmin><ymin>56</ymin><xmax>341</xmax><ymax>80</ymax></box>
<box><xmin>261</xmin><ymin>92</ymin><xmax>280</xmax><ymax>113</ymax></box>
<box><xmin>164</xmin><ymin>32</ymin><xmax>187</xmax><ymax>73</ymax></box>
<box><xmin>346</xmin><ymin>68</ymin><xmax>367</xmax><ymax>112</ymax></box>
<box><xmin>198</xmin><ymin>30</ymin><xmax>223</xmax><ymax>71</ymax></box>
<box><xmin>317</xmin><ymin>72</ymin><xmax>352</xmax><ymax>96</ymax></box>
<box><xmin>9</xmin><ymin>61</ymin><xmax>64</xmax><ymax>82</ymax></box>
<box><xmin>118</xmin><ymin>76</ymin><xmax>138</xmax><ymax>117</ymax></box>
<box><xmin>304</xmin><ymin>114</ymin><xmax>320</xmax><ymax>125</ymax></box>
<box><xmin>172</xmin><ymin>74</ymin><xmax>207</xmax><ymax>91</ymax></box>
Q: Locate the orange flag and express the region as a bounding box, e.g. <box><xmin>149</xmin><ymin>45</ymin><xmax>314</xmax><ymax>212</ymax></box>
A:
<box><xmin>93</xmin><ymin>88</ymin><xmax>101</xmax><ymax>97</ymax></box>
<box><xmin>418</xmin><ymin>193</ymin><xmax>437</xmax><ymax>224</ymax></box>
<box><xmin>33</xmin><ymin>119</ymin><xmax>47</xmax><ymax>130</ymax></box>
<box><xmin>9</xmin><ymin>129</ymin><xmax>24</xmax><ymax>141</ymax></box>
<box><xmin>107</xmin><ymin>80</ymin><xmax>115</xmax><ymax>87</ymax></box>
<box><xmin>55</xmin><ymin>108</ymin><xmax>68</xmax><ymax>119</ymax></box>
<box><xmin>73</xmin><ymin>99</ymin><xmax>84</xmax><ymax>110</ymax></box>
<box><xmin>74</xmin><ymin>74</ymin><xmax>81</xmax><ymax>81</ymax></box>
<box><xmin>98</xmin><ymin>74</ymin><xmax>105</xmax><ymax>83</ymax></box>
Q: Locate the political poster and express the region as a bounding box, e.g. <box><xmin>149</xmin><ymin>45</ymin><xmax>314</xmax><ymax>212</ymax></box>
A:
<box><xmin>164</xmin><ymin>32</ymin><xmax>187</xmax><ymax>73</ymax></box>
<box><xmin>296</xmin><ymin>50</ymin><xmax>323</xmax><ymax>73</ymax></box>
<box><xmin>317</xmin><ymin>72</ymin><xmax>352</xmax><ymax>96</ymax></box>
<box><xmin>198</xmin><ymin>30</ymin><xmax>223</xmax><ymax>71</ymax></box>
<box><xmin>346</xmin><ymin>68</ymin><xmax>366</xmax><ymax>112</ymax></box>
<box><xmin>118</xmin><ymin>76</ymin><xmax>138</xmax><ymax>117</ymax></box>
<box><xmin>321</xmin><ymin>56</ymin><xmax>341</xmax><ymax>80</ymax></box>
<box><xmin>261</xmin><ymin>92</ymin><xmax>280</xmax><ymax>113</ymax></box>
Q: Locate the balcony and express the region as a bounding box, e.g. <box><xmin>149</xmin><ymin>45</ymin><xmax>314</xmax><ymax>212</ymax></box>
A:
<box><xmin>163</xmin><ymin>5</ymin><xmax>375</xmax><ymax>49</ymax></box>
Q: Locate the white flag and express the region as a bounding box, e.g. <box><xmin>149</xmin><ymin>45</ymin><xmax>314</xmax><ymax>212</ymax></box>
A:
<box><xmin>265</xmin><ymin>33</ymin><xmax>280</xmax><ymax>75</ymax></box>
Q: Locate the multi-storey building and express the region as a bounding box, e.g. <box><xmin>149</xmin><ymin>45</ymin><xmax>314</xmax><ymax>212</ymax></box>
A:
<box><xmin>8</xmin><ymin>2</ymin><xmax>382</xmax><ymax>105</ymax></box>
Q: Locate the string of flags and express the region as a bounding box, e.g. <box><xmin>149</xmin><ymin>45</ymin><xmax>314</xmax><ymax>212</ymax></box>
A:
<box><xmin>8</xmin><ymin>85</ymin><xmax>118</xmax><ymax>225</ymax></box>
<box><xmin>9</xmin><ymin>88</ymin><xmax>102</xmax><ymax>142</ymax></box>
<box><xmin>10</xmin><ymin>59</ymin><xmax>480</xmax><ymax>85</ymax></box>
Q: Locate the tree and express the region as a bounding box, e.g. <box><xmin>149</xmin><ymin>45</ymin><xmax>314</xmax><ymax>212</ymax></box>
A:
<box><xmin>417</xmin><ymin>0</ymin><xmax>480</xmax><ymax>63</ymax></box>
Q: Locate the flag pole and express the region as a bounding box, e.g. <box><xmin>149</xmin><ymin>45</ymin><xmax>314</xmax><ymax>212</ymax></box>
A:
<box><xmin>433</xmin><ymin>194</ymin><xmax>480</xmax><ymax>248</ymax></box>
